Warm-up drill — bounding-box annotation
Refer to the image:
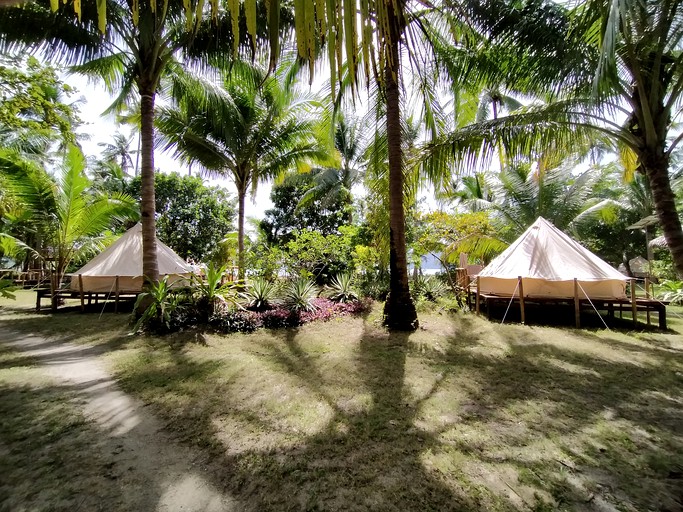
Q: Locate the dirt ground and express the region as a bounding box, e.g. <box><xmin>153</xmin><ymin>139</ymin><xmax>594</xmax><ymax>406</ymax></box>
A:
<box><xmin>1</xmin><ymin>328</ymin><xmax>241</xmax><ymax>512</ymax></box>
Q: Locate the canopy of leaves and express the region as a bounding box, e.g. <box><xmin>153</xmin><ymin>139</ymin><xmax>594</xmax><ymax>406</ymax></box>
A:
<box><xmin>259</xmin><ymin>172</ymin><xmax>348</xmax><ymax>246</ymax></box>
<box><xmin>0</xmin><ymin>55</ymin><xmax>80</xmax><ymax>153</ymax></box>
<box><xmin>125</xmin><ymin>172</ymin><xmax>235</xmax><ymax>262</ymax></box>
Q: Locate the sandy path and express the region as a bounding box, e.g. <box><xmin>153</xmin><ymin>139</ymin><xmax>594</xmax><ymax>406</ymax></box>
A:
<box><xmin>2</xmin><ymin>330</ymin><xmax>243</xmax><ymax>512</ymax></box>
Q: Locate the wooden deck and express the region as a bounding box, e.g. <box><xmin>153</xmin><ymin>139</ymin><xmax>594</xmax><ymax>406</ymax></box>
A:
<box><xmin>35</xmin><ymin>288</ymin><xmax>139</xmax><ymax>313</ymax></box>
<box><xmin>470</xmin><ymin>292</ymin><xmax>668</xmax><ymax>330</ymax></box>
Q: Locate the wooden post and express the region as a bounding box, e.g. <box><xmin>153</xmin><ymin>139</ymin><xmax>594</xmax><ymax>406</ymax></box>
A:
<box><xmin>518</xmin><ymin>276</ymin><xmax>525</xmax><ymax>325</ymax></box>
<box><xmin>645</xmin><ymin>276</ymin><xmax>650</xmax><ymax>326</ymax></box>
<box><xmin>475</xmin><ymin>276</ymin><xmax>481</xmax><ymax>315</ymax></box>
<box><xmin>631</xmin><ymin>279</ymin><xmax>637</xmax><ymax>327</ymax></box>
<box><xmin>78</xmin><ymin>274</ymin><xmax>84</xmax><ymax>312</ymax></box>
<box><xmin>574</xmin><ymin>278</ymin><xmax>581</xmax><ymax>328</ymax></box>
<box><xmin>115</xmin><ymin>275</ymin><xmax>120</xmax><ymax>314</ymax></box>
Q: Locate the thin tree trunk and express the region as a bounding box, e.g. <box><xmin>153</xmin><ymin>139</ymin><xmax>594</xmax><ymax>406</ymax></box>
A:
<box><xmin>237</xmin><ymin>183</ymin><xmax>246</xmax><ymax>281</ymax></box>
<box><xmin>139</xmin><ymin>86</ymin><xmax>159</xmax><ymax>288</ymax></box>
<box><xmin>643</xmin><ymin>151</ymin><xmax>683</xmax><ymax>277</ymax></box>
<box><xmin>382</xmin><ymin>7</ymin><xmax>418</xmax><ymax>331</ymax></box>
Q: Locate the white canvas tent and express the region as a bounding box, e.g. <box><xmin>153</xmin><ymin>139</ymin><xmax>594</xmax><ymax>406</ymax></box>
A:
<box><xmin>69</xmin><ymin>223</ymin><xmax>195</xmax><ymax>293</ymax></box>
<box><xmin>478</xmin><ymin>217</ymin><xmax>628</xmax><ymax>299</ymax></box>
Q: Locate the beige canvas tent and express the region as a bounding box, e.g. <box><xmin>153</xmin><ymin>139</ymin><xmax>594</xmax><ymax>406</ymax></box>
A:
<box><xmin>69</xmin><ymin>223</ymin><xmax>195</xmax><ymax>293</ymax></box>
<box><xmin>477</xmin><ymin>217</ymin><xmax>628</xmax><ymax>299</ymax></box>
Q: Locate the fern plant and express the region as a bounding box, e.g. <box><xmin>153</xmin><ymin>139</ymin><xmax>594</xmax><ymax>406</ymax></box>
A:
<box><xmin>283</xmin><ymin>277</ymin><xmax>319</xmax><ymax>312</ymax></box>
<box><xmin>241</xmin><ymin>277</ymin><xmax>280</xmax><ymax>311</ymax></box>
<box><xmin>327</xmin><ymin>273</ymin><xmax>359</xmax><ymax>303</ymax></box>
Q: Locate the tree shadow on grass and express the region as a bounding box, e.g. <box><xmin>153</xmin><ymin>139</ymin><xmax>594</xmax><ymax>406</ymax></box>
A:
<box><xmin>0</xmin><ymin>381</ymin><xmax>147</xmax><ymax>512</ymax></box>
<box><xmin>435</xmin><ymin>315</ymin><xmax>683</xmax><ymax>510</ymax></box>
<box><xmin>114</xmin><ymin>316</ymin><xmax>518</xmax><ymax>511</ymax></box>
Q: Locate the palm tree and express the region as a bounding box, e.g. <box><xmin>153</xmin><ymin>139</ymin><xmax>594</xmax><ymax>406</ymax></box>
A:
<box><xmin>98</xmin><ymin>131</ymin><xmax>137</xmax><ymax>177</ymax></box>
<box><xmin>0</xmin><ymin>0</ymin><xmax>243</xmax><ymax>292</ymax></box>
<box><xmin>0</xmin><ymin>145</ymin><xmax>136</xmax><ymax>309</ymax></box>
<box><xmin>425</xmin><ymin>0</ymin><xmax>683</xmax><ymax>277</ymax></box>
<box><xmin>156</xmin><ymin>64</ymin><xmax>326</xmax><ymax>279</ymax></box>
<box><xmin>299</xmin><ymin>114</ymin><xmax>365</xmax><ymax>224</ymax></box>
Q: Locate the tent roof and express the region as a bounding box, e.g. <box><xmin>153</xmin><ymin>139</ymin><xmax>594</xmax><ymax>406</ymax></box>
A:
<box><xmin>479</xmin><ymin>217</ymin><xmax>628</xmax><ymax>282</ymax></box>
<box><xmin>72</xmin><ymin>223</ymin><xmax>194</xmax><ymax>277</ymax></box>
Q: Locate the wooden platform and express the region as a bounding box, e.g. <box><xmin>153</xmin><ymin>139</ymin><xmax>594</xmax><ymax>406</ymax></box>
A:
<box><xmin>35</xmin><ymin>288</ymin><xmax>139</xmax><ymax>312</ymax></box>
<box><xmin>471</xmin><ymin>292</ymin><xmax>668</xmax><ymax>329</ymax></box>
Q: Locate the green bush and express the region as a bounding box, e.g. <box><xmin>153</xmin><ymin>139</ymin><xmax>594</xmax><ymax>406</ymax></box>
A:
<box><xmin>283</xmin><ymin>277</ymin><xmax>319</xmax><ymax>312</ymax></box>
<box><xmin>326</xmin><ymin>273</ymin><xmax>359</xmax><ymax>303</ymax></box>
<box><xmin>658</xmin><ymin>280</ymin><xmax>683</xmax><ymax>305</ymax></box>
<box><xmin>132</xmin><ymin>277</ymin><xmax>188</xmax><ymax>334</ymax></box>
<box><xmin>192</xmin><ymin>263</ymin><xmax>241</xmax><ymax>320</ymax></box>
<box><xmin>241</xmin><ymin>277</ymin><xmax>280</xmax><ymax>311</ymax></box>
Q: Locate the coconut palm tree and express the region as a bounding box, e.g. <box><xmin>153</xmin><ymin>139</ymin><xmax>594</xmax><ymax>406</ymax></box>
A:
<box><xmin>425</xmin><ymin>0</ymin><xmax>683</xmax><ymax>277</ymax></box>
<box><xmin>298</xmin><ymin>114</ymin><xmax>365</xmax><ymax>224</ymax></box>
<box><xmin>0</xmin><ymin>0</ymin><xmax>254</xmax><ymax>292</ymax></box>
<box><xmin>98</xmin><ymin>132</ymin><xmax>137</xmax><ymax>177</ymax></box>
<box><xmin>0</xmin><ymin>145</ymin><xmax>136</xmax><ymax>309</ymax></box>
<box><xmin>156</xmin><ymin>63</ymin><xmax>326</xmax><ymax>279</ymax></box>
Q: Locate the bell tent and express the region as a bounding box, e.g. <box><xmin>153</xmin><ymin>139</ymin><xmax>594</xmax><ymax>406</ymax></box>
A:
<box><xmin>69</xmin><ymin>223</ymin><xmax>195</xmax><ymax>293</ymax></box>
<box><xmin>477</xmin><ymin>217</ymin><xmax>628</xmax><ymax>300</ymax></box>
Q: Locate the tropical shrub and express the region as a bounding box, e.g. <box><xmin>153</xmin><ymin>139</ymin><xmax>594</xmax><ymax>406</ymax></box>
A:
<box><xmin>282</xmin><ymin>277</ymin><xmax>319</xmax><ymax>312</ymax></box>
<box><xmin>192</xmin><ymin>263</ymin><xmax>241</xmax><ymax>320</ymax></box>
<box><xmin>0</xmin><ymin>278</ymin><xmax>16</xmax><ymax>300</ymax></box>
<box><xmin>413</xmin><ymin>275</ymin><xmax>449</xmax><ymax>302</ymax></box>
<box><xmin>658</xmin><ymin>280</ymin><xmax>683</xmax><ymax>305</ymax></box>
<box><xmin>358</xmin><ymin>272</ymin><xmax>390</xmax><ymax>300</ymax></box>
<box><xmin>327</xmin><ymin>273</ymin><xmax>359</xmax><ymax>303</ymax></box>
<box><xmin>132</xmin><ymin>277</ymin><xmax>187</xmax><ymax>334</ymax></box>
<box><xmin>241</xmin><ymin>277</ymin><xmax>280</xmax><ymax>311</ymax></box>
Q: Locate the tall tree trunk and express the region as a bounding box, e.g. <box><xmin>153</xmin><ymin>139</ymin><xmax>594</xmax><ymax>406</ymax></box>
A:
<box><xmin>237</xmin><ymin>181</ymin><xmax>247</xmax><ymax>281</ymax></box>
<box><xmin>139</xmin><ymin>85</ymin><xmax>159</xmax><ymax>288</ymax></box>
<box><xmin>643</xmin><ymin>150</ymin><xmax>683</xmax><ymax>277</ymax></box>
<box><xmin>382</xmin><ymin>7</ymin><xmax>418</xmax><ymax>331</ymax></box>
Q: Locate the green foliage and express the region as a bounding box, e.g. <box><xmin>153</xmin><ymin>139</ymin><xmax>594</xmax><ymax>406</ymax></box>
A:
<box><xmin>125</xmin><ymin>173</ymin><xmax>235</xmax><ymax>261</ymax></box>
<box><xmin>326</xmin><ymin>273</ymin><xmax>359</xmax><ymax>303</ymax></box>
<box><xmin>0</xmin><ymin>278</ymin><xmax>16</xmax><ymax>300</ymax></box>
<box><xmin>282</xmin><ymin>227</ymin><xmax>357</xmax><ymax>285</ymax></box>
<box><xmin>260</xmin><ymin>172</ymin><xmax>348</xmax><ymax>246</ymax></box>
<box><xmin>192</xmin><ymin>263</ymin><xmax>241</xmax><ymax>319</ymax></box>
<box><xmin>132</xmin><ymin>277</ymin><xmax>185</xmax><ymax>334</ymax></box>
<box><xmin>282</xmin><ymin>277</ymin><xmax>319</xmax><ymax>312</ymax></box>
<box><xmin>358</xmin><ymin>272</ymin><xmax>390</xmax><ymax>301</ymax></box>
<box><xmin>657</xmin><ymin>280</ymin><xmax>683</xmax><ymax>306</ymax></box>
<box><xmin>412</xmin><ymin>275</ymin><xmax>448</xmax><ymax>302</ymax></box>
<box><xmin>1</xmin><ymin>145</ymin><xmax>137</xmax><ymax>301</ymax></box>
<box><xmin>0</xmin><ymin>55</ymin><xmax>81</xmax><ymax>150</ymax></box>
<box><xmin>241</xmin><ymin>277</ymin><xmax>280</xmax><ymax>311</ymax></box>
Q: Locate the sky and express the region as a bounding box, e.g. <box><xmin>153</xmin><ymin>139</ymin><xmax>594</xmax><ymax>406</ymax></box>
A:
<box><xmin>68</xmin><ymin>74</ymin><xmax>275</xmax><ymax>221</ymax></box>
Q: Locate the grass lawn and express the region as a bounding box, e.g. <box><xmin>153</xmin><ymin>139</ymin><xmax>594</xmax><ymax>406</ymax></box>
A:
<box><xmin>1</xmin><ymin>290</ymin><xmax>683</xmax><ymax>511</ymax></box>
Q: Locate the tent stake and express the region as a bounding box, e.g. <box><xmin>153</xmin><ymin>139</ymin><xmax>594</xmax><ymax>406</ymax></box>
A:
<box><xmin>574</xmin><ymin>278</ymin><xmax>580</xmax><ymax>328</ymax></box>
<box><xmin>78</xmin><ymin>274</ymin><xmax>84</xmax><ymax>312</ymax></box>
<box><xmin>631</xmin><ymin>279</ymin><xmax>637</xmax><ymax>327</ymax></box>
<box><xmin>476</xmin><ymin>276</ymin><xmax>481</xmax><ymax>315</ymax></box>
<box><xmin>518</xmin><ymin>276</ymin><xmax>525</xmax><ymax>324</ymax></box>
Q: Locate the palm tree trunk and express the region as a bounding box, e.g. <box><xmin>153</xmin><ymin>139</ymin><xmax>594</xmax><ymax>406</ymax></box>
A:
<box><xmin>139</xmin><ymin>85</ymin><xmax>159</xmax><ymax>288</ymax></box>
<box><xmin>643</xmin><ymin>151</ymin><xmax>683</xmax><ymax>277</ymax></box>
<box><xmin>237</xmin><ymin>182</ymin><xmax>247</xmax><ymax>281</ymax></box>
<box><xmin>382</xmin><ymin>10</ymin><xmax>418</xmax><ymax>331</ymax></box>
